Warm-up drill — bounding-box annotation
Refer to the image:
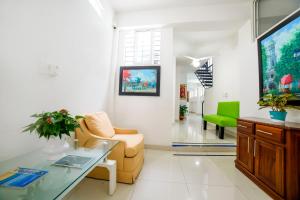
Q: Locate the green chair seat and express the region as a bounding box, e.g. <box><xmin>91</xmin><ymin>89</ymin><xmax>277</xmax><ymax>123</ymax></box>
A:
<box><xmin>203</xmin><ymin>114</ymin><xmax>237</xmax><ymax>127</ymax></box>
<box><xmin>203</xmin><ymin>101</ymin><xmax>240</xmax><ymax>139</ymax></box>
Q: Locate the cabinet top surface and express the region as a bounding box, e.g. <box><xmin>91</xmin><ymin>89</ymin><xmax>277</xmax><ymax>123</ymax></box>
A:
<box><xmin>238</xmin><ymin>117</ymin><xmax>300</xmax><ymax>131</ymax></box>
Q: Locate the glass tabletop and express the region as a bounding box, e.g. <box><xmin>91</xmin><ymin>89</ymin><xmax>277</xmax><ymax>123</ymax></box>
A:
<box><xmin>0</xmin><ymin>139</ymin><xmax>119</xmax><ymax>200</ymax></box>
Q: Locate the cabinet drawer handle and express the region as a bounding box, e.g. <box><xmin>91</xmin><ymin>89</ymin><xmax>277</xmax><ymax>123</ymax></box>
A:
<box><xmin>257</xmin><ymin>130</ymin><xmax>273</xmax><ymax>136</ymax></box>
<box><xmin>238</xmin><ymin>125</ymin><xmax>247</xmax><ymax>129</ymax></box>
<box><xmin>254</xmin><ymin>141</ymin><xmax>256</xmax><ymax>157</ymax></box>
<box><xmin>247</xmin><ymin>138</ymin><xmax>250</xmax><ymax>153</ymax></box>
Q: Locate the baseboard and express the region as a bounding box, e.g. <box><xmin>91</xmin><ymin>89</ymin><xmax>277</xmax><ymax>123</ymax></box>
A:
<box><xmin>145</xmin><ymin>144</ymin><xmax>236</xmax><ymax>153</ymax></box>
<box><xmin>174</xmin><ymin>153</ymin><xmax>236</xmax><ymax>156</ymax></box>
<box><xmin>172</xmin><ymin>142</ymin><xmax>236</xmax><ymax>147</ymax></box>
<box><xmin>172</xmin><ymin>146</ymin><xmax>236</xmax><ymax>153</ymax></box>
<box><xmin>144</xmin><ymin>144</ymin><xmax>172</xmax><ymax>151</ymax></box>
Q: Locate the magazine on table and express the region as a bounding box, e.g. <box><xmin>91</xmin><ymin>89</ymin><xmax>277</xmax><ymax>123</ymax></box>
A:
<box><xmin>0</xmin><ymin>167</ymin><xmax>48</xmax><ymax>188</ymax></box>
<box><xmin>53</xmin><ymin>155</ymin><xmax>93</xmax><ymax>169</ymax></box>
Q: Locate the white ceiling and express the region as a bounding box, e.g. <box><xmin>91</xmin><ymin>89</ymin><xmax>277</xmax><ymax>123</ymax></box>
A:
<box><xmin>171</xmin><ymin>20</ymin><xmax>246</xmax><ymax>32</ymax></box>
<box><xmin>174</xmin><ymin>19</ymin><xmax>244</xmax><ymax>60</ymax></box>
<box><xmin>110</xmin><ymin>0</ymin><xmax>250</xmax><ymax>13</ymax></box>
<box><xmin>108</xmin><ymin>0</ymin><xmax>251</xmax><ymax>67</ymax></box>
<box><xmin>175</xmin><ymin>30</ymin><xmax>236</xmax><ymax>45</ymax></box>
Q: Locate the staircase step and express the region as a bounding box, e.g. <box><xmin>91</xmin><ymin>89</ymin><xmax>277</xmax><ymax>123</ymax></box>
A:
<box><xmin>195</xmin><ymin>72</ymin><xmax>212</xmax><ymax>75</ymax></box>
<box><xmin>195</xmin><ymin>71</ymin><xmax>212</xmax><ymax>74</ymax></box>
<box><xmin>196</xmin><ymin>75</ymin><xmax>211</xmax><ymax>77</ymax></box>
<box><xmin>195</xmin><ymin>73</ymin><xmax>211</xmax><ymax>76</ymax></box>
<box><xmin>202</xmin><ymin>78</ymin><xmax>213</xmax><ymax>80</ymax></box>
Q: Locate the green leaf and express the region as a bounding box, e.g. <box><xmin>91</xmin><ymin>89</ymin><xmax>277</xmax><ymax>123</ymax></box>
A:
<box><xmin>23</xmin><ymin>126</ymin><xmax>33</xmax><ymax>132</ymax></box>
<box><xmin>75</xmin><ymin>115</ymin><xmax>84</xmax><ymax>119</ymax></box>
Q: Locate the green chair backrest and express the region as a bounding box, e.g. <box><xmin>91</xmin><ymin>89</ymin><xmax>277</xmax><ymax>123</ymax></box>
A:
<box><xmin>217</xmin><ymin>101</ymin><xmax>240</xmax><ymax>119</ymax></box>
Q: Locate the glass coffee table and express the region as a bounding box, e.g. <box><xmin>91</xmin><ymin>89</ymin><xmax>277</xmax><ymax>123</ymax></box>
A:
<box><xmin>0</xmin><ymin>139</ymin><xmax>119</xmax><ymax>200</ymax></box>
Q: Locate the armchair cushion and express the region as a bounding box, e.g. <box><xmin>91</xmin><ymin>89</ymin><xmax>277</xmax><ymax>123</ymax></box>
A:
<box><xmin>113</xmin><ymin>133</ymin><xmax>144</xmax><ymax>158</ymax></box>
<box><xmin>85</xmin><ymin>112</ymin><xmax>115</xmax><ymax>138</ymax></box>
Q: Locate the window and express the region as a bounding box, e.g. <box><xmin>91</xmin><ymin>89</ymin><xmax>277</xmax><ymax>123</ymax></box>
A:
<box><xmin>123</xmin><ymin>29</ymin><xmax>161</xmax><ymax>65</ymax></box>
<box><xmin>254</xmin><ymin>0</ymin><xmax>300</xmax><ymax>37</ymax></box>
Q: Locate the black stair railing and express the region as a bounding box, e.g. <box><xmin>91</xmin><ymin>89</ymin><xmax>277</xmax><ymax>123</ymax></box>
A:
<box><xmin>194</xmin><ymin>62</ymin><xmax>213</xmax><ymax>89</ymax></box>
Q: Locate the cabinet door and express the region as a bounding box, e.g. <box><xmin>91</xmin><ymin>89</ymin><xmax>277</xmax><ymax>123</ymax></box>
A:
<box><xmin>254</xmin><ymin>140</ymin><xmax>284</xmax><ymax>196</ymax></box>
<box><xmin>237</xmin><ymin>132</ymin><xmax>253</xmax><ymax>172</ymax></box>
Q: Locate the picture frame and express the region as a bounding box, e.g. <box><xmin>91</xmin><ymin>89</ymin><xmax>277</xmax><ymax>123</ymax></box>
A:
<box><xmin>119</xmin><ymin>66</ymin><xmax>161</xmax><ymax>96</ymax></box>
<box><xmin>180</xmin><ymin>84</ymin><xmax>187</xmax><ymax>100</ymax></box>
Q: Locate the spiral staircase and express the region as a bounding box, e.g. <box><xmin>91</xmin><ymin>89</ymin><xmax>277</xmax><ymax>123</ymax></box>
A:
<box><xmin>194</xmin><ymin>61</ymin><xmax>213</xmax><ymax>89</ymax></box>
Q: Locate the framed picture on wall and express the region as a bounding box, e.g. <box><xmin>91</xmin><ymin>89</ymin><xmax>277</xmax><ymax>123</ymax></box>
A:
<box><xmin>119</xmin><ymin>66</ymin><xmax>161</xmax><ymax>96</ymax></box>
<box><xmin>180</xmin><ymin>84</ymin><xmax>187</xmax><ymax>100</ymax></box>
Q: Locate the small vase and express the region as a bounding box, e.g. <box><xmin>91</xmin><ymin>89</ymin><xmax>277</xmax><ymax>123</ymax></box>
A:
<box><xmin>269</xmin><ymin>111</ymin><xmax>287</xmax><ymax>122</ymax></box>
<box><xmin>43</xmin><ymin>136</ymin><xmax>70</xmax><ymax>160</ymax></box>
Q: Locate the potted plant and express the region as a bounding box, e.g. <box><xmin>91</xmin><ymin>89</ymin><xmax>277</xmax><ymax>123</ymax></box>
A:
<box><xmin>179</xmin><ymin>105</ymin><xmax>188</xmax><ymax>120</ymax></box>
<box><xmin>23</xmin><ymin>109</ymin><xmax>83</xmax><ymax>139</ymax></box>
<box><xmin>23</xmin><ymin>109</ymin><xmax>83</xmax><ymax>159</ymax></box>
<box><xmin>257</xmin><ymin>93</ymin><xmax>300</xmax><ymax>121</ymax></box>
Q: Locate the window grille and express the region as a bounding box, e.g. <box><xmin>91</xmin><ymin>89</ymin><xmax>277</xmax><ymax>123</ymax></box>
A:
<box><xmin>123</xmin><ymin>29</ymin><xmax>161</xmax><ymax>65</ymax></box>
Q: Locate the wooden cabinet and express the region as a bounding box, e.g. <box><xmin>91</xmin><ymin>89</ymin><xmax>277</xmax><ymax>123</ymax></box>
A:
<box><xmin>254</xmin><ymin>139</ymin><xmax>284</xmax><ymax>196</ymax></box>
<box><xmin>235</xmin><ymin>118</ymin><xmax>300</xmax><ymax>200</ymax></box>
<box><xmin>236</xmin><ymin>132</ymin><xmax>253</xmax><ymax>173</ymax></box>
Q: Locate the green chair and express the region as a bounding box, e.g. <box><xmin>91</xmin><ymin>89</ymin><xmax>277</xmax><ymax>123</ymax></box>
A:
<box><xmin>203</xmin><ymin>101</ymin><xmax>240</xmax><ymax>139</ymax></box>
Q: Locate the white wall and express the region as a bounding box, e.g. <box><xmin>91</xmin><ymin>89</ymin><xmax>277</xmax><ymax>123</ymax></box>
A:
<box><xmin>116</xmin><ymin>3</ymin><xmax>250</xmax><ymax>27</ymax></box>
<box><xmin>205</xmin><ymin>20</ymin><xmax>300</xmax><ymax>123</ymax></box>
<box><xmin>0</xmin><ymin>0</ymin><xmax>115</xmax><ymax>161</ymax></box>
<box><xmin>237</xmin><ymin>20</ymin><xmax>261</xmax><ymax>118</ymax></box>
<box><xmin>204</xmin><ymin>36</ymin><xmax>240</xmax><ymax>115</ymax></box>
<box><xmin>188</xmin><ymin>82</ymin><xmax>204</xmax><ymax>115</ymax></box>
<box><xmin>112</xmin><ymin>28</ymin><xmax>175</xmax><ymax>146</ymax></box>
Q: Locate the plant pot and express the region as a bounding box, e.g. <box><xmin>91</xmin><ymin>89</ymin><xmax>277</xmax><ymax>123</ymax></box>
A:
<box><xmin>179</xmin><ymin>115</ymin><xmax>184</xmax><ymax>120</ymax></box>
<box><xmin>269</xmin><ymin>111</ymin><xmax>287</xmax><ymax>122</ymax></box>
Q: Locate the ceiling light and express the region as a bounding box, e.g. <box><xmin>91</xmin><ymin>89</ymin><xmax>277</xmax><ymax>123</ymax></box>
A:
<box><xmin>192</xmin><ymin>60</ymin><xmax>200</xmax><ymax>68</ymax></box>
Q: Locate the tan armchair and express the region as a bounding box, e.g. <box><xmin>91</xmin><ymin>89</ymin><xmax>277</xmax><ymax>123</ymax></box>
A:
<box><xmin>75</xmin><ymin>112</ymin><xmax>144</xmax><ymax>184</ymax></box>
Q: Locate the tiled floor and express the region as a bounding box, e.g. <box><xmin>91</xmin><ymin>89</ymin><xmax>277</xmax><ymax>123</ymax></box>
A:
<box><xmin>66</xmin><ymin>149</ymin><xmax>271</xmax><ymax>200</ymax></box>
<box><xmin>172</xmin><ymin>113</ymin><xmax>236</xmax><ymax>144</ymax></box>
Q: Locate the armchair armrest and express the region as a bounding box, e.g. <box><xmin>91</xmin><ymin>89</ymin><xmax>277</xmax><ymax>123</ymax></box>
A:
<box><xmin>84</xmin><ymin>133</ymin><xmax>126</xmax><ymax>171</ymax></box>
<box><xmin>84</xmin><ymin>133</ymin><xmax>123</xmax><ymax>146</ymax></box>
<box><xmin>114</xmin><ymin>127</ymin><xmax>138</xmax><ymax>134</ymax></box>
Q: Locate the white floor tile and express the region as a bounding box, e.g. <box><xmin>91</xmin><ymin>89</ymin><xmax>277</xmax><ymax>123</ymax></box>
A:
<box><xmin>236</xmin><ymin>184</ymin><xmax>272</xmax><ymax>200</ymax></box>
<box><xmin>66</xmin><ymin>150</ymin><xmax>271</xmax><ymax>200</ymax></box>
<box><xmin>140</xmin><ymin>150</ymin><xmax>185</xmax><ymax>183</ymax></box>
<box><xmin>131</xmin><ymin>179</ymin><xmax>190</xmax><ymax>200</ymax></box>
<box><xmin>179</xmin><ymin>156</ymin><xmax>234</xmax><ymax>186</ymax></box>
<box><xmin>188</xmin><ymin>184</ymin><xmax>248</xmax><ymax>200</ymax></box>
<box><xmin>65</xmin><ymin>178</ymin><xmax>134</xmax><ymax>200</ymax></box>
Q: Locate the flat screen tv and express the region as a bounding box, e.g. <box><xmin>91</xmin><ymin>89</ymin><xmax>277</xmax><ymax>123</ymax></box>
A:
<box><xmin>258</xmin><ymin>9</ymin><xmax>300</xmax><ymax>105</ymax></box>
